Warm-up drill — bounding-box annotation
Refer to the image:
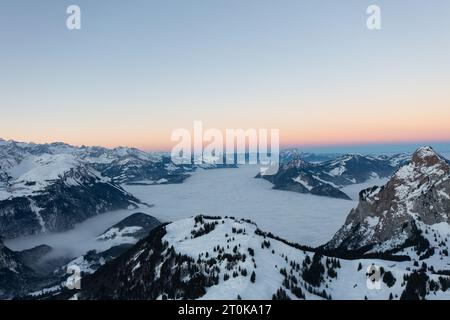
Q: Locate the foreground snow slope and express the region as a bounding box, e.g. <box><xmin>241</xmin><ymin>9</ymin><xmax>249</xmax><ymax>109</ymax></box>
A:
<box><xmin>79</xmin><ymin>216</ymin><xmax>450</xmax><ymax>300</ymax></box>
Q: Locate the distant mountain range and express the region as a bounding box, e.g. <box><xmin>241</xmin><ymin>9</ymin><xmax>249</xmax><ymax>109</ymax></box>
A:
<box><xmin>0</xmin><ymin>139</ymin><xmax>190</xmax><ymax>187</ymax></box>
<box><xmin>258</xmin><ymin>152</ymin><xmax>411</xmax><ymax>199</ymax></box>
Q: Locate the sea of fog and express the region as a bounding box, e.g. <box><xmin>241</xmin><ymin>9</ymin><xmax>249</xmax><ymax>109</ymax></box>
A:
<box><xmin>123</xmin><ymin>166</ymin><xmax>386</xmax><ymax>247</ymax></box>
<box><xmin>4</xmin><ymin>208</ymin><xmax>139</xmax><ymax>259</ymax></box>
<box><xmin>5</xmin><ymin>166</ymin><xmax>387</xmax><ymax>258</ymax></box>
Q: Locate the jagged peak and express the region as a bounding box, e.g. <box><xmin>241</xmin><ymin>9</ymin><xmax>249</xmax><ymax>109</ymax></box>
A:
<box><xmin>411</xmin><ymin>146</ymin><xmax>444</xmax><ymax>165</ymax></box>
<box><xmin>393</xmin><ymin>146</ymin><xmax>449</xmax><ymax>181</ymax></box>
<box><xmin>284</xmin><ymin>155</ymin><xmax>308</xmax><ymax>169</ymax></box>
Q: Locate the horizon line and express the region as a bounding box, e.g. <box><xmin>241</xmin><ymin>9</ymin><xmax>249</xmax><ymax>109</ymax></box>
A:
<box><xmin>2</xmin><ymin>136</ymin><xmax>450</xmax><ymax>154</ymax></box>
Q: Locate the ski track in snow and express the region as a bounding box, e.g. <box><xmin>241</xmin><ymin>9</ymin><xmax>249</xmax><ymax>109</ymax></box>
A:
<box><xmin>5</xmin><ymin>166</ymin><xmax>386</xmax><ymax>257</ymax></box>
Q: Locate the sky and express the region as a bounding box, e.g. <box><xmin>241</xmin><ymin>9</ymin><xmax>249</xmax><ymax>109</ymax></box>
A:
<box><xmin>1</xmin><ymin>0</ymin><xmax>450</xmax><ymax>152</ymax></box>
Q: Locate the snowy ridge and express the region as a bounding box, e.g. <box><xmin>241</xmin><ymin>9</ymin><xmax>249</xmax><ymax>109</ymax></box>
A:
<box><xmin>0</xmin><ymin>138</ymin><xmax>189</xmax><ymax>187</ymax></box>
<box><xmin>78</xmin><ymin>216</ymin><xmax>450</xmax><ymax>300</ymax></box>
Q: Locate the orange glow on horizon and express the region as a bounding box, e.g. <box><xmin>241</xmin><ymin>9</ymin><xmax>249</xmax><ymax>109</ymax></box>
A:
<box><xmin>4</xmin><ymin>130</ymin><xmax>450</xmax><ymax>153</ymax></box>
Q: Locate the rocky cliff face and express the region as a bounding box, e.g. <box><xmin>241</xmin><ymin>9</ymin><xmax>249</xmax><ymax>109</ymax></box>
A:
<box><xmin>325</xmin><ymin>146</ymin><xmax>450</xmax><ymax>255</ymax></box>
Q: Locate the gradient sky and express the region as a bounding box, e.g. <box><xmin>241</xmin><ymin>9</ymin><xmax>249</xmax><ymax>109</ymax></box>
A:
<box><xmin>1</xmin><ymin>0</ymin><xmax>450</xmax><ymax>151</ymax></box>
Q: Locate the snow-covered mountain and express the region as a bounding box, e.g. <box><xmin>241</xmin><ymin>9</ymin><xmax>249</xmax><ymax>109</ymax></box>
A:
<box><xmin>318</xmin><ymin>154</ymin><xmax>403</xmax><ymax>185</ymax></box>
<box><xmin>0</xmin><ymin>138</ymin><xmax>190</xmax><ymax>186</ymax></box>
<box><xmin>279</xmin><ymin>148</ymin><xmax>411</xmax><ymax>167</ymax></box>
<box><xmin>258</xmin><ymin>158</ymin><xmax>351</xmax><ymax>199</ymax></box>
<box><xmin>259</xmin><ymin>153</ymin><xmax>402</xmax><ymax>199</ymax></box>
<box><xmin>325</xmin><ymin>146</ymin><xmax>450</xmax><ymax>259</ymax></box>
<box><xmin>279</xmin><ymin>149</ymin><xmax>340</xmax><ymax>164</ymax></box>
<box><xmin>75</xmin><ymin>215</ymin><xmax>449</xmax><ymax>300</ymax></box>
<box><xmin>0</xmin><ymin>152</ymin><xmax>140</xmax><ymax>238</ymax></box>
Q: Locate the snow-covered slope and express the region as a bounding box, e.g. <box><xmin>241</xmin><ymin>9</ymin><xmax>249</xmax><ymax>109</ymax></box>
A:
<box><xmin>78</xmin><ymin>215</ymin><xmax>450</xmax><ymax>300</ymax></box>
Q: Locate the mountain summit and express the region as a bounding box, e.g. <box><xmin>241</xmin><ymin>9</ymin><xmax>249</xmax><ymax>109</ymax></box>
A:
<box><xmin>325</xmin><ymin>146</ymin><xmax>450</xmax><ymax>257</ymax></box>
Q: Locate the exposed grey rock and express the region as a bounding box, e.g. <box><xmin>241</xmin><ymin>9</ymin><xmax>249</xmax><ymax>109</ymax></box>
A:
<box><xmin>325</xmin><ymin>146</ymin><xmax>450</xmax><ymax>254</ymax></box>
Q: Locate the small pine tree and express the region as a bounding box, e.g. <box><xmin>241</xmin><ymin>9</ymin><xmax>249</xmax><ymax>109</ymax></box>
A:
<box><xmin>250</xmin><ymin>271</ymin><xmax>256</xmax><ymax>283</ymax></box>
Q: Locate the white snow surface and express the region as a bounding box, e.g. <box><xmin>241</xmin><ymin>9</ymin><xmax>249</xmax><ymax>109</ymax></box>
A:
<box><xmin>292</xmin><ymin>176</ymin><xmax>313</xmax><ymax>191</ymax></box>
<box><xmin>159</xmin><ymin>217</ymin><xmax>450</xmax><ymax>300</ymax></box>
<box><xmin>0</xmin><ymin>153</ymin><xmax>106</xmax><ymax>200</ymax></box>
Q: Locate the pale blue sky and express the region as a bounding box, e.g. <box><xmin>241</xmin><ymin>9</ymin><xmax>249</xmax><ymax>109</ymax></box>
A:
<box><xmin>1</xmin><ymin>0</ymin><xmax>450</xmax><ymax>151</ymax></box>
